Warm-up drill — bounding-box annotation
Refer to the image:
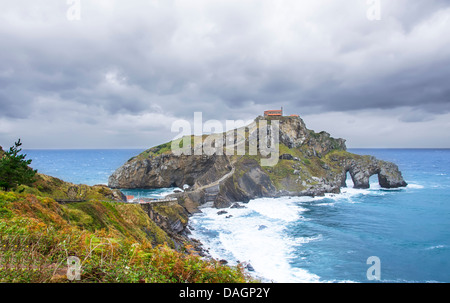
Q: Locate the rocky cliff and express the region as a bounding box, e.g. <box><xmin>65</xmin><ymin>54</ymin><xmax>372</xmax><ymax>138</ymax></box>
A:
<box><xmin>109</xmin><ymin>116</ymin><xmax>407</xmax><ymax>209</ymax></box>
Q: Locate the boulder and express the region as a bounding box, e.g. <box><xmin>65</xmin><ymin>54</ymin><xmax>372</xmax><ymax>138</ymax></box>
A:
<box><xmin>230</xmin><ymin>203</ymin><xmax>246</xmax><ymax>209</ymax></box>
<box><xmin>279</xmin><ymin>153</ymin><xmax>294</xmax><ymax>160</ymax></box>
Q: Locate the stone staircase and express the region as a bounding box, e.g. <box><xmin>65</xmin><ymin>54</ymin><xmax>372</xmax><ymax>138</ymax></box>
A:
<box><xmin>204</xmin><ymin>184</ymin><xmax>220</xmax><ymax>202</ymax></box>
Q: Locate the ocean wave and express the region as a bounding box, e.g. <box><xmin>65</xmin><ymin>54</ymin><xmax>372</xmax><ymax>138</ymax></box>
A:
<box><xmin>322</xmin><ymin>279</ymin><xmax>359</xmax><ymax>283</ymax></box>
<box><xmin>189</xmin><ymin>198</ymin><xmax>322</xmax><ymax>283</ymax></box>
<box><xmin>425</xmin><ymin>245</ymin><xmax>447</xmax><ymax>250</ymax></box>
<box><xmin>315</xmin><ymin>202</ymin><xmax>336</xmax><ymax>207</ymax></box>
<box><xmin>155</xmin><ymin>187</ymin><xmax>183</xmax><ymax>197</ymax></box>
<box><xmin>244</xmin><ymin>197</ymin><xmax>306</xmax><ymax>222</ymax></box>
<box><xmin>407</xmin><ymin>183</ymin><xmax>424</xmax><ymax>189</ymax></box>
<box><xmin>294</xmin><ymin>234</ymin><xmax>323</xmax><ymax>245</ymax></box>
<box><xmin>189</xmin><ymin>180</ymin><xmax>424</xmax><ymax>283</ymax></box>
<box><xmin>376</xmin><ymin>278</ymin><xmax>444</xmax><ymax>283</ymax></box>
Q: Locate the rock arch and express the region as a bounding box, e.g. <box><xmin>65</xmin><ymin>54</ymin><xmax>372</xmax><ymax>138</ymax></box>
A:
<box><xmin>342</xmin><ymin>157</ymin><xmax>407</xmax><ymax>189</ymax></box>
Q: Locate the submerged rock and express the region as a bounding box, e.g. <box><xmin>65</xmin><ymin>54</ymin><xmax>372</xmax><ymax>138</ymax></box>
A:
<box><xmin>230</xmin><ymin>203</ymin><xmax>247</xmax><ymax>209</ymax></box>
<box><xmin>245</xmin><ymin>263</ymin><xmax>255</xmax><ymax>272</ymax></box>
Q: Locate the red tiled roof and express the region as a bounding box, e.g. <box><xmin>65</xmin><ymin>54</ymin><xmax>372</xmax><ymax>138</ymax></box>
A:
<box><xmin>264</xmin><ymin>110</ymin><xmax>283</xmax><ymax>116</ymax></box>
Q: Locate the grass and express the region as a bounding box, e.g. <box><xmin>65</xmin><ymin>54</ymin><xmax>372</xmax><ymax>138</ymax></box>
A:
<box><xmin>13</xmin><ymin>173</ymin><xmax>124</xmax><ymax>203</ymax></box>
<box><xmin>262</xmin><ymin>159</ymin><xmax>298</xmax><ymax>191</ymax></box>
<box><xmin>0</xmin><ymin>191</ymin><xmax>253</xmax><ymax>283</ymax></box>
<box><xmin>136</xmin><ymin>142</ymin><xmax>173</xmax><ymax>160</ymax></box>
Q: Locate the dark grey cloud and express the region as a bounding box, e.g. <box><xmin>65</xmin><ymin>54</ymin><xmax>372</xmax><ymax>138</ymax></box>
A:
<box><xmin>0</xmin><ymin>0</ymin><xmax>449</xmax><ymax>148</ymax></box>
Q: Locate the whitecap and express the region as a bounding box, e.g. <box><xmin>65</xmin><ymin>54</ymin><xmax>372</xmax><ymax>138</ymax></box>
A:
<box><xmin>315</xmin><ymin>202</ymin><xmax>336</xmax><ymax>207</ymax></box>
<box><xmin>245</xmin><ymin>197</ymin><xmax>306</xmax><ymax>222</ymax></box>
<box><xmin>425</xmin><ymin>245</ymin><xmax>447</xmax><ymax>250</ymax></box>
<box><xmin>407</xmin><ymin>183</ymin><xmax>424</xmax><ymax>189</ymax></box>
<box><xmin>294</xmin><ymin>234</ymin><xmax>323</xmax><ymax>245</ymax></box>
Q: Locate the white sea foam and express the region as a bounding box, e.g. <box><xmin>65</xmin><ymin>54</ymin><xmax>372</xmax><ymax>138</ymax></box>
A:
<box><xmin>189</xmin><ymin>180</ymin><xmax>410</xmax><ymax>283</ymax></box>
<box><xmin>425</xmin><ymin>245</ymin><xmax>447</xmax><ymax>250</ymax></box>
<box><xmin>155</xmin><ymin>187</ymin><xmax>183</xmax><ymax>197</ymax></box>
<box><xmin>189</xmin><ymin>197</ymin><xmax>322</xmax><ymax>283</ymax></box>
<box><xmin>409</xmin><ymin>183</ymin><xmax>424</xmax><ymax>189</ymax></box>
<box><xmin>315</xmin><ymin>202</ymin><xmax>336</xmax><ymax>207</ymax></box>
<box><xmin>244</xmin><ymin>197</ymin><xmax>306</xmax><ymax>222</ymax></box>
<box><xmin>407</xmin><ymin>183</ymin><xmax>424</xmax><ymax>189</ymax></box>
<box><xmin>337</xmin><ymin>187</ymin><xmax>373</xmax><ymax>203</ymax></box>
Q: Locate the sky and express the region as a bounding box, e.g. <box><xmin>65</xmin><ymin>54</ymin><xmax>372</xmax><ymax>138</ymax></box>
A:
<box><xmin>0</xmin><ymin>0</ymin><xmax>449</xmax><ymax>149</ymax></box>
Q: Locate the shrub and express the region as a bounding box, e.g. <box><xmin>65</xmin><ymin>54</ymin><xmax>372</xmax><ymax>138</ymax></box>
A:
<box><xmin>0</xmin><ymin>139</ymin><xmax>37</xmax><ymax>191</ymax></box>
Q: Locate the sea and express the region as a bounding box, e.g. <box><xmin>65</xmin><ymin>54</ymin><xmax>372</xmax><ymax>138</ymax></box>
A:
<box><xmin>24</xmin><ymin>148</ymin><xmax>450</xmax><ymax>283</ymax></box>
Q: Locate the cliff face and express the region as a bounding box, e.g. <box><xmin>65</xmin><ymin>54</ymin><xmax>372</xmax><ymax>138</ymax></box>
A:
<box><xmin>108</xmin><ymin>154</ymin><xmax>232</xmax><ymax>190</ymax></box>
<box><xmin>109</xmin><ymin>116</ymin><xmax>407</xmax><ymax>209</ymax></box>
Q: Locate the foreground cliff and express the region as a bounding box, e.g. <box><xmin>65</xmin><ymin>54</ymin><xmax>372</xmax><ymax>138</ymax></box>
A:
<box><xmin>109</xmin><ymin>116</ymin><xmax>407</xmax><ymax>209</ymax></box>
<box><xmin>1</xmin><ymin>145</ymin><xmax>251</xmax><ymax>282</ymax></box>
<box><xmin>0</xmin><ymin>190</ymin><xmax>250</xmax><ymax>282</ymax></box>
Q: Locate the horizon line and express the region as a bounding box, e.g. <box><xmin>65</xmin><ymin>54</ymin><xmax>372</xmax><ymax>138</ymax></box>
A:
<box><xmin>21</xmin><ymin>147</ymin><xmax>450</xmax><ymax>150</ymax></box>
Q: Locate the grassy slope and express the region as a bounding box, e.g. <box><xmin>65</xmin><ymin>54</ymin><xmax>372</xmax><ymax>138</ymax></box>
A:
<box><xmin>0</xmin><ymin>146</ymin><xmax>252</xmax><ymax>283</ymax></box>
<box><xmin>0</xmin><ymin>190</ymin><xmax>251</xmax><ymax>283</ymax></box>
<box><xmin>260</xmin><ymin>143</ymin><xmax>347</xmax><ymax>192</ymax></box>
<box><xmin>19</xmin><ymin>173</ymin><xmax>123</xmax><ymax>202</ymax></box>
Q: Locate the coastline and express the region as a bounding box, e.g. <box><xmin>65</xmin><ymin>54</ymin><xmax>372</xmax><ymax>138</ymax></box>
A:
<box><xmin>185</xmin><ymin>202</ymin><xmax>271</xmax><ymax>283</ymax></box>
<box><xmin>182</xmin><ymin>181</ymin><xmax>425</xmax><ymax>283</ymax></box>
<box><xmin>20</xmin><ymin>149</ymin><xmax>450</xmax><ymax>283</ymax></box>
<box><xmin>183</xmin><ymin>197</ymin><xmax>320</xmax><ymax>283</ymax></box>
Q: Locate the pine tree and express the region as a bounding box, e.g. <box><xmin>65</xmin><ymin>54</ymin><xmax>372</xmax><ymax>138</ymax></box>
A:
<box><xmin>0</xmin><ymin>139</ymin><xmax>37</xmax><ymax>191</ymax></box>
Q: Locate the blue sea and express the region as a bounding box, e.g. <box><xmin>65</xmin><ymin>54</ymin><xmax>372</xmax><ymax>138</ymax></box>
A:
<box><xmin>24</xmin><ymin>149</ymin><xmax>450</xmax><ymax>283</ymax></box>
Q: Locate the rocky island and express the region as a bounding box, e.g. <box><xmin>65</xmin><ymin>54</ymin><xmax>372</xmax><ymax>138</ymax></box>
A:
<box><xmin>109</xmin><ymin>115</ymin><xmax>407</xmax><ymax>213</ymax></box>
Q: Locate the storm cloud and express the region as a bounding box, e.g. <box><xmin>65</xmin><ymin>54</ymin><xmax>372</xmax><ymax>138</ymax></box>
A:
<box><xmin>0</xmin><ymin>0</ymin><xmax>449</xmax><ymax>148</ymax></box>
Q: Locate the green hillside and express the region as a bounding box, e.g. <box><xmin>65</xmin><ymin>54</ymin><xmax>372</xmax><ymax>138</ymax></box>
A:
<box><xmin>0</xmin><ymin>189</ymin><xmax>251</xmax><ymax>283</ymax></box>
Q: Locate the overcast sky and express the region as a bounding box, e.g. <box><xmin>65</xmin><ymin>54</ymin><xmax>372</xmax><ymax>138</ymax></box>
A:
<box><xmin>0</xmin><ymin>0</ymin><xmax>449</xmax><ymax>149</ymax></box>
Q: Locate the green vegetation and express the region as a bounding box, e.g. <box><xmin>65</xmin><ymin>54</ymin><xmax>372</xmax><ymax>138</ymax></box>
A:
<box><xmin>262</xmin><ymin>159</ymin><xmax>297</xmax><ymax>191</ymax></box>
<box><xmin>259</xmin><ymin>143</ymin><xmax>348</xmax><ymax>192</ymax></box>
<box><xmin>29</xmin><ymin>174</ymin><xmax>121</xmax><ymax>202</ymax></box>
<box><xmin>0</xmin><ymin>141</ymin><xmax>250</xmax><ymax>283</ymax></box>
<box><xmin>0</xmin><ymin>139</ymin><xmax>37</xmax><ymax>192</ymax></box>
<box><xmin>135</xmin><ymin>136</ymin><xmax>204</xmax><ymax>160</ymax></box>
<box><xmin>135</xmin><ymin>141</ymin><xmax>174</xmax><ymax>160</ymax></box>
<box><xmin>0</xmin><ymin>191</ymin><xmax>252</xmax><ymax>283</ymax></box>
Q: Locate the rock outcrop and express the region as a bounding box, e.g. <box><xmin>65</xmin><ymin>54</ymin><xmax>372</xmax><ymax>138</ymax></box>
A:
<box><xmin>108</xmin><ymin>154</ymin><xmax>232</xmax><ymax>190</ymax></box>
<box><xmin>332</xmin><ymin>155</ymin><xmax>408</xmax><ymax>189</ymax></box>
<box><xmin>109</xmin><ymin>116</ymin><xmax>407</xmax><ymax>209</ymax></box>
<box><xmin>140</xmin><ymin>203</ymin><xmax>190</xmax><ymax>249</ymax></box>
